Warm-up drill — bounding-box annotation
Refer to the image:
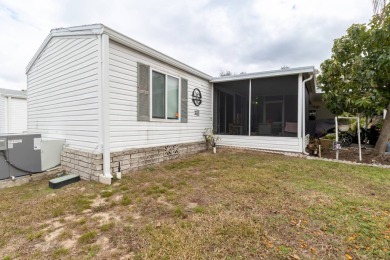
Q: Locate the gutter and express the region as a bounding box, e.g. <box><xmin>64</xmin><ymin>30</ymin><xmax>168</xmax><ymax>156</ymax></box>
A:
<box><xmin>302</xmin><ymin>74</ymin><xmax>314</xmax><ymax>155</ymax></box>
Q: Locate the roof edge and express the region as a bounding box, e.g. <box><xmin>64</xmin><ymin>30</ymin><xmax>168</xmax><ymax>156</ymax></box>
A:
<box><xmin>210</xmin><ymin>66</ymin><xmax>315</xmax><ymax>83</ymax></box>
<box><xmin>25</xmin><ymin>24</ymin><xmax>213</xmax><ymax>81</ymax></box>
<box><xmin>102</xmin><ymin>25</ymin><xmax>213</xmax><ymax>81</ymax></box>
<box><xmin>1</xmin><ymin>93</ymin><xmax>27</xmax><ymax>99</ymax></box>
<box><xmin>0</xmin><ymin>88</ymin><xmax>27</xmax><ymax>98</ymax></box>
<box><xmin>25</xmin><ymin>24</ymin><xmax>104</xmax><ymax>74</ymax></box>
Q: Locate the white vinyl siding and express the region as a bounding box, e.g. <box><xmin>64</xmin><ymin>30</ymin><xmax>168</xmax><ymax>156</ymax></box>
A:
<box><xmin>217</xmin><ymin>135</ymin><xmax>301</xmax><ymax>153</ymax></box>
<box><xmin>0</xmin><ymin>96</ymin><xmax>27</xmax><ymax>134</ymax></box>
<box><xmin>27</xmin><ymin>36</ymin><xmax>100</xmax><ymax>150</ymax></box>
<box><xmin>108</xmin><ymin>40</ymin><xmax>212</xmax><ymax>151</ymax></box>
<box><xmin>0</xmin><ymin>96</ymin><xmax>6</xmax><ymax>133</ymax></box>
<box><xmin>9</xmin><ymin>98</ymin><xmax>27</xmax><ymax>133</ymax></box>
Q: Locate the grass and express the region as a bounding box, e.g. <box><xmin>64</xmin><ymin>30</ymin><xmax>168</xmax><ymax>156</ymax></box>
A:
<box><xmin>0</xmin><ymin>149</ymin><xmax>389</xmax><ymax>259</ymax></box>
<box><xmin>120</xmin><ymin>195</ymin><xmax>132</xmax><ymax>206</ymax></box>
<box><xmin>100</xmin><ymin>223</ymin><xmax>115</xmax><ymax>232</ymax></box>
<box><xmin>27</xmin><ymin>230</ymin><xmax>45</xmax><ymax>241</ymax></box>
<box><xmin>52</xmin><ymin>247</ymin><xmax>70</xmax><ymax>259</ymax></box>
<box><xmin>78</xmin><ymin>231</ymin><xmax>97</xmax><ymax>245</ymax></box>
<box><xmin>100</xmin><ymin>190</ymin><xmax>114</xmax><ymax>198</ymax></box>
<box><xmin>172</xmin><ymin>206</ymin><xmax>186</xmax><ymax>218</ymax></box>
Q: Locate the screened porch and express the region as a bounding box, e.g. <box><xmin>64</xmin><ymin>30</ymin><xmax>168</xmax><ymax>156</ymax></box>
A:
<box><xmin>211</xmin><ymin>67</ymin><xmax>315</xmax><ymax>153</ymax></box>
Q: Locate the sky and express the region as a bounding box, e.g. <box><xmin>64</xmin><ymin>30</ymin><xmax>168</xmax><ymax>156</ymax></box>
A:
<box><xmin>0</xmin><ymin>0</ymin><xmax>374</xmax><ymax>90</ymax></box>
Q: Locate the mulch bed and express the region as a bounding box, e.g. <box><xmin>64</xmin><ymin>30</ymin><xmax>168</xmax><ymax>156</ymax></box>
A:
<box><xmin>318</xmin><ymin>144</ymin><xmax>390</xmax><ymax>165</ymax></box>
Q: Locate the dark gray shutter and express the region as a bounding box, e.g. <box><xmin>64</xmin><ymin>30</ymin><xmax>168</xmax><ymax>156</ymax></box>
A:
<box><xmin>181</xmin><ymin>78</ymin><xmax>188</xmax><ymax>123</ymax></box>
<box><xmin>137</xmin><ymin>62</ymin><xmax>150</xmax><ymax>121</ymax></box>
<box><xmin>213</xmin><ymin>87</ymin><xmax>218</xmax><ymax>131</ymax></box>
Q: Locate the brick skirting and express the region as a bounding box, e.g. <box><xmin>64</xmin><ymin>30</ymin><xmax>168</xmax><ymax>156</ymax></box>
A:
<box><xmin>61</xmin><ymin>142</ymin><xmax>207</xmax><ymax>181</ymax></box>
<box><xmin>61</xmin><ymin>148</ymin><xmax>103</xmax><ymax>181</ymax></box>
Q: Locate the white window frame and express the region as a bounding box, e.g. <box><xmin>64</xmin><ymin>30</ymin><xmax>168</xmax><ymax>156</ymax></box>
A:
<box><xmin>149</xmin><ymin>68</ymin><xmax>181</xmax><ymax>122</ymax></box>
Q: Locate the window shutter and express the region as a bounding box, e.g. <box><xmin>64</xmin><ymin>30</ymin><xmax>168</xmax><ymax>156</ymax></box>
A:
<box><xmin>137</xmin><ymin>62</ymin><xmax>150</xmax><ymax>121</ymax></box>
<box><xmin>213</xmin><ymin>88</ymin><xmax>217</xmax><ymax>131</ymax></box>
<box><xmin>181</xmin><ymin>78</ymin><xmax>188</xmax><ymax>123</ymax></box>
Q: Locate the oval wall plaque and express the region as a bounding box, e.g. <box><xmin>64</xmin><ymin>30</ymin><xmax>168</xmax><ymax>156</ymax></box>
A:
<box><xmin>192</xmin><ymin>88</ymin><xmax>202</xmax><ymax>106</ymax></box>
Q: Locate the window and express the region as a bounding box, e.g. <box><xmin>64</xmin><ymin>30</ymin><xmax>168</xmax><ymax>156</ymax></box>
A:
<box><xmin>151</xmin><ymin>70</ymin><xmax>180</xmax><ymax>120</ymax></box>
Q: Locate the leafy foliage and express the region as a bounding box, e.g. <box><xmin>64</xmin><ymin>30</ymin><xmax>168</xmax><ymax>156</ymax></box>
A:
<box><xmin>318</xmin><ymin>6</ymin><xmax>389</xmax><ymax>116</ymax></box>
<box><xmin>318</xmin><ymin>3</ymin><xmax>389</xmax><ymax>153</ymax></box>
<box><xmin>203</xmin><ymin>128</ymin><xmax>220</xmax><ymax>147</ymax></box>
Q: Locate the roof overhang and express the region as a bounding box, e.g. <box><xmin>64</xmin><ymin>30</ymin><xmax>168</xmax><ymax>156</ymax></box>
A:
<box><xmin>0</xmin><ymin>88</ymin><xmax>27</xmax><ymax>99</ymax></box>
<box><xmin>103</xmin><ymin>25</ymin><xmax>212</xmax><ymax>81</ymax></box>
<box><xmin>25</xmin><ymin>24</ymin><xmax>213</xmax><ymax>81</ymax></box>
<box><xmin>210</xmin><ymin>66</ymin><xmax>316</xmax><ymax>83</ymax></box>
<box><xmin>26</xmin><ymin>25</ymin><xmax>318</xmax><ymax>88</ymax></box>
<box><xmin>211</xmin><ymin>66</ymin><xmax>318</xmax><ymax>95</ymax></box>
<box><xmin>25</xmin><ymin>24</ymin><xmax>103</xmax><ymax>74</ymax></box>
<box><xmin>1</xmin><ymin>94</ymin><xmax>27</xmax><ymax>99</ymax></box>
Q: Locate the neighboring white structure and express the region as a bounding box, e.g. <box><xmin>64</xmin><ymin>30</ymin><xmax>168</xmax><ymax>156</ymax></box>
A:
<box><xmin>0</xmin><ymin>88</ymin><xmax>27</xmax><ymax>134</ymax></box>
<box><xmin>26</xmin><ymin>24</ymin><xmax>325</xmax><ymax>183</ymax></box>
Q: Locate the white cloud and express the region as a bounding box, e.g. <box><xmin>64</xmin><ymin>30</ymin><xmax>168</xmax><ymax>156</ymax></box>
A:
<box><xmin>0</xmin><ymin>0</ymin><xmax>373</xmax><ymax>90</ymax></box>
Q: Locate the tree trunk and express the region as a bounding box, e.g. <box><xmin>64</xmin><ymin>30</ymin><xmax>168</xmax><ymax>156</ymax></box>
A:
<box><xmin>374</xmin><ymin>103</ymin><xmax>390</xmax><ymax>154</ymax></box>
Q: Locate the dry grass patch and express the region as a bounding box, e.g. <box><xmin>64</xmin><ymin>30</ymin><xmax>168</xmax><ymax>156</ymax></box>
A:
<box><xmin>0</xmin><ymin>149</ymin><xmax>389</xmax><ymax>259</ymax></box>
<box><xmin>78</xmin><ymin>231</ymin><xmax>97</xmax><ymax>245</ymax></box>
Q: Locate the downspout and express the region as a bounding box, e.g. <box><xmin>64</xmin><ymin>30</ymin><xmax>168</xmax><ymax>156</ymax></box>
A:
<box><xmin>99</xmin><ymin>33</ymin><xmax>113</xmax><ymax>184</ymax></box>
<box><xmin>302</xmin><ymin>74</ymin><xmax>314</xmax><ymax>155</ymax></box>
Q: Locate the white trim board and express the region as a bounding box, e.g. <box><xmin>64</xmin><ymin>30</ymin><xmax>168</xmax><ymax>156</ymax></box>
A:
<box><xmin>216</xmin><ymin>135</ymin><xmax>301</xmax><ymax>153</ymax></box>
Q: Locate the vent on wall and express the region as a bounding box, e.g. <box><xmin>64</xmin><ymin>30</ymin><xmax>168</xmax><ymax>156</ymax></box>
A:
<box><xmin>164</xmin><ymin>145</ymin><xmax>179</xmax><ymax>156</ymax></box>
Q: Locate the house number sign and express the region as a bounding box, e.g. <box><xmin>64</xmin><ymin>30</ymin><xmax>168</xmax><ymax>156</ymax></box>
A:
<box><xmin>332</xmin><ymin>141</ymin><xmax>341</xmax><ymax>151</ymax></box>
<box><xmin>192</xmin><ymin>88</ymin><xmax>202</xmax><ymax>106</ymax></box>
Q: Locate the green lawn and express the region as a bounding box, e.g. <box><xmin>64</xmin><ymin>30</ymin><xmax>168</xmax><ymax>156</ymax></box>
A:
<box><xmin>0</xmin><ymin>149</ymin><xmax>389</xmax><ymax>259</ymax></box>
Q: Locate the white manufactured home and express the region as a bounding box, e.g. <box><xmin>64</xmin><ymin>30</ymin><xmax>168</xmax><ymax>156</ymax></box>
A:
<box><xmin>0</xmin><ymin>88</ymin><xmax>27</xmax><ymax>134</ymax></box>
<box><xmin>26</xmin><ymin>24</ymin><xmax>328</xmax><ymax>184</ymax></box>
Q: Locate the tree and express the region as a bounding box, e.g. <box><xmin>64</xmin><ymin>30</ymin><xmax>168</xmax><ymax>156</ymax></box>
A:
<box><xmin>219</xmin><ymin>70</ymin><xmax>233</xmax><ymax>77</ymax></box>
<box><xmin>369</xmin><ymin>3</ymin><xmax>390</xmax><ymax>153</ymax></box>
<box><xmin>219</xmin><ymin>70</ymin><xmax>246</xmax><ymax>77</ymax></box>
<box><xmin>373</xmin><ymin>0</ymin><xmax>388</xmax><ymax>16</ymax></box>
<box><xmin>318</xmin><ymin>24</ymin><xmax>386</xmax><ymax>116</ymax></box>
<box><xmin>318</xmin><ymin>3</ymin><xmax>390</xmax><ymax>154</ymax></box>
